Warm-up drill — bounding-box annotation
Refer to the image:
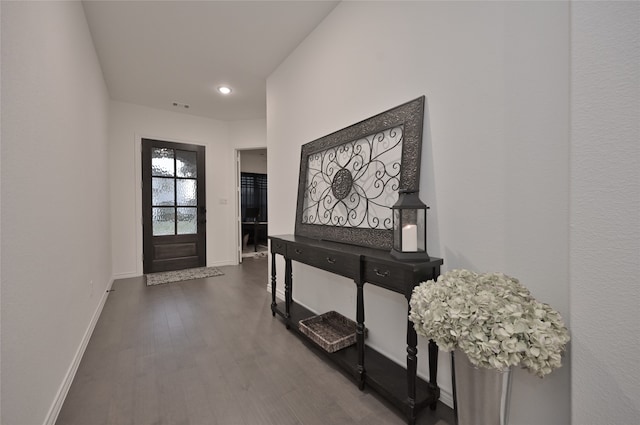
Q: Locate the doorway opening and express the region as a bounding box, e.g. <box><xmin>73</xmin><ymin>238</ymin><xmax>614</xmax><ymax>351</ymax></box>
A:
<box><xmin>236</xmin><ymin>149</ymin><xmax>267</xmax><ymax>263</ymax></box>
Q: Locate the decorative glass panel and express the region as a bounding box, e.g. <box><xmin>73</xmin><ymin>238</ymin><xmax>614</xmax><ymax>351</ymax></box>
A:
<box><xmin>417</xmin><ymin>209</ymin><xmax>426</xmax><ymax>251</ymax></box>
<box><xmin>152</xmin><ymin>177</ymin><xmax>175</xmax><ymax>206</ymax></box>
<box><xmin>301</xmin><ymin>126</ymin><xmax>402</xmax><ymax>229</ymax></box>
<box><xmin>177</xmin><ymin>207</ymin><xmax>197</xmax><ymax>234</ymax></box>
<box><xmin>176</xmin><ymin>179</ymin><xmax>197</xmax><ymax>206</ymax></box>
<box><xmin>152</xmin><ymin>207</ymin><xmax>175</xmax><ymax>236</ymax></box>
<box><xmin>152</xmin><ymin>148</ymin><xmax>174</xmax><ymax>176</ymax></box>
<box><xmin>176</xmin><ymin>150</ymin><xmax>197</xmax><ymax>178</ymax></box>
<box><xmin>393</xmin><ymin>209</ymin><xmax>400</xmax><ymax>251</ymax></box>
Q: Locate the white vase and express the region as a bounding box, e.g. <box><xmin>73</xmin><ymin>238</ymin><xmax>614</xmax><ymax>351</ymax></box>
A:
<box><xmin>451</xmin><ymin>349</ymin><xmax>513</xmax><ymax>425</ymax></box>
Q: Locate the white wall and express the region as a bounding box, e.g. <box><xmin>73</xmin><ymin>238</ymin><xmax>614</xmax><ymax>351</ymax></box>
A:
<box><xmin>0</xmin><ymin>2</ymin><xmax>4</xmax><ymax>420</ymax></box>
<box><xmin>109</xmin><ymin>103</ymin><xmax>267</xmax><ymax>275</ymax></box>
<box><xmin>231</xmin><ymin>120</ymin><xmax>267</xmax><ymax>178</ymax></box>
<box><xmin>230</xmin><ymin>118</ymin><xmax>267</xmax><ymax>150</ymax></box>
<box><xmin>240</xmin><ymin>149</ymin><xmax>268</xmax><ymax>174</ymax></box>
<box><xmin>1</xmin><ymin>2</ymin><xmax>112</xmax><ymax>425</ymax></box>
<box><xmin>267</xmin><ymin>2</ymin><xmax>570</xmax><ymax>423</ymax></box>
<box><xmin>570</xmin><ymin>2</ymin><xmax>640</xmax><ymax>424</ymax></box>
<box><xmin>110</xmin><ymin>101</ymin><xmax>230</xmax><ymax>275</ymax></box>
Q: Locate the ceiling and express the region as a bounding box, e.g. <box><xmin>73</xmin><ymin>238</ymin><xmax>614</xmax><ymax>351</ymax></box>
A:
<box><xmin>83</xmin><ymin>1</ymin><xmax>339</xmax><ymax>121</ymax></box>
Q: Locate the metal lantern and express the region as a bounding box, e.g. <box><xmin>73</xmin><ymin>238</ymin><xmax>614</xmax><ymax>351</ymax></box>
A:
<box><xmin>391</xmin><ymin>189</ymin><xmax>430</xmax><ymax>261</ymax></box>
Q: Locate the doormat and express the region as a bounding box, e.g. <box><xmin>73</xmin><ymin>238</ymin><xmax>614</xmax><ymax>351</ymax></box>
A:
<box><xmin>146</xmin><ymin>267</ymin><xmax>224</xmax><ymax>286</ymax></box>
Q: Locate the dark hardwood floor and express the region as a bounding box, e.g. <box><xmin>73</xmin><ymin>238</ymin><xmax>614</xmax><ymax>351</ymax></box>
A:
<box><xmin>56</xmin><ymin>257</ymin><xmax>454</xmax><ymax>425</ymax></box>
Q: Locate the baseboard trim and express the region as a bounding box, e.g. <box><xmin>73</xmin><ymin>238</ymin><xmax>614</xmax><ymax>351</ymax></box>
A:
<box><xmin>439</xmin><ymin>387</ymin><xmax>454</xmax><ymax>409</ymax></box>
<box><xmin>266</xmin><ymin>283</ymin><xmax>285</xmax><ymax>302</ymax></box>
<box><xmin>112</xmin><ymin>271</ymin><xmax>139</xmax><ymax>279</ymax></box>
<box><xmin>44</xmin><ymin>277</ymin><xmax>114</xmax><ymax>425</ymax></box>
<box><xmin>208</xmin><ymin>260</ymin><xmax>236</xmax><ymax>267</ymax></box>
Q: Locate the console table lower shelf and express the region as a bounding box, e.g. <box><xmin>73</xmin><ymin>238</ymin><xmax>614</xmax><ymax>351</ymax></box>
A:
<box><xmin>269</xmin><ymin>234</ymin><xmax>443</xmax><ymax>425</ymax></box>
<box><xmin>273</xmin><ymin>300</ymin><xmax>440</xmax><ymax>421</ymax></box>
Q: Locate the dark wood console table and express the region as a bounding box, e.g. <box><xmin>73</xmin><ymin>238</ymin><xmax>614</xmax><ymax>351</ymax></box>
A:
<box><xmin>269</xmin><ymin>234</ymin><xmax>443</xmax><ymax>425</ymax></box>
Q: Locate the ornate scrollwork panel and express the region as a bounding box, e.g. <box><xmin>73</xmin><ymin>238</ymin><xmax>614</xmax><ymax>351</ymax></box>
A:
<box><xmin>301</xmin><ymin>126</ymin><xmax>403</xmax><ymax>230</ymax></box>
<box><xmin>295</xmin><ymin>96</ymin><xmax>425</xmax><ymax>249</ymax></box>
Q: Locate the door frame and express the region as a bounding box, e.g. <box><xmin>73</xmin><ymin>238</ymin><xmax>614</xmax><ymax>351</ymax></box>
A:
<box><xmin>234</xmin><ymin>147</ymin><xmax>268</xmax><ymax>264</ymax></box>
<box><xmin>141</xmin><ymin>138</ymin><xmax>206</xmax><ymax>274</ymax></box>
<box><xmin>135</xmin><ymin>134</ymin><xmax>208</xmax><ymax>276</ymax></box>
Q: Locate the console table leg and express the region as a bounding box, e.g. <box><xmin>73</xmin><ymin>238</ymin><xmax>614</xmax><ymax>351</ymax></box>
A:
<box><xmin>284</xmin><ymin>258</ymin><xmax>292</xmax><ymax>328</ymax></box>
<box><xmin>406</xmin><ymin>314</ymin><xmax>418</xmax><ymax>424</ymax></box>
<box><xmin>270</xmin><ymin>252</ymin><xmax>277</xmax><ymax>317</ymax></box>
<box><xmin>356</xmin><ymin>280</ymin><xmax>365</xmax><ymax>390</ymax></box>
<box><xmin>428</xmin><ymin>265</ymin><xmax>441</xmax><ymax>410</ymax></box>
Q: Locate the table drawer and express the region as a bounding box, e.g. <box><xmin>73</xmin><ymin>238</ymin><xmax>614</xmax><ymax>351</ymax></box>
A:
<box><xmin>363</xmin><ymin>261</ymin><xmax>411</xmax><ymax>294</ymax></box>
<box><xmin>270</xmin><ymin>239</ymin><xmax>287</xmax><ymax>255</ymax></box>
<box><xmin>286</xmin><ymin>243</ymin><xmax>359</xmax><ymax>279</ymax></box>
<box><xmin>305</xmin><ymin>247</ymin><xmax>360</xmax><ymax>279</ymax></box>
<box><xmin>287</xmin><ymin>243</ymin><xmax>311</xmax><ymax>263</ymax></box>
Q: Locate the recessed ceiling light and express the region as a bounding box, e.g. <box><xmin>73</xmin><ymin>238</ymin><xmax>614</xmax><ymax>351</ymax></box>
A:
<box><xmin>217</xmin><ymin>86</ymin><xmax>232</xmax><ymax>95</ymax></box>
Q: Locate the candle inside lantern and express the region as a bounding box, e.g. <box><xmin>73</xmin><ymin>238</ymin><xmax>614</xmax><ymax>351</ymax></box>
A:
<box><xmin>402</xmin><ymin>224</ymin><xmax>418</xmax><ymax>251</ymax></box>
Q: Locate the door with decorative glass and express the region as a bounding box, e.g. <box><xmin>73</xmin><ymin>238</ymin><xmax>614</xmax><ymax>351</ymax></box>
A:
<box><xmin>142</xmin><ymin>139</ymin><xmax>206</xmax><ymax>273</ymax></box>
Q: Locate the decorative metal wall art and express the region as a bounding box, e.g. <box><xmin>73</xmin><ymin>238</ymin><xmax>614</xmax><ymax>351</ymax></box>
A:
<box><xmin>295</xmin><ymin>96</ymin><xmax>425</xmax><ymax>249</ymax></box>
<box><xmin>301</xmin><ymin>125</ymin><xmax>402</xmax><ymax>229</ymax></box>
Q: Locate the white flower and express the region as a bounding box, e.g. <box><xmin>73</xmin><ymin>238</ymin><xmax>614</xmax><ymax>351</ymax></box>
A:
<box><xmin>409</xmin><ymin>269</ymin><xmax>570</xmax><ymax>378</ymax></box>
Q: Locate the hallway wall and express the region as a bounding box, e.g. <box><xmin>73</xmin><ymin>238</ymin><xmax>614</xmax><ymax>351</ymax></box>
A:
<box><xmin>267</xmin><ymin>2</ymin><xmax>570</xmax><ymax>423</ymax></box>
<box><xmin>109</xmin><ymin>101</ymin><xmax>266</xmax><ymax>276</ymax></box>
<box><xmin>570</xmin><ymin>2</ymin><xmax>640</xmax><ymax>423</ymax></box>
<box><xmin>1</xmin><ymin>2</ymin><xmax>112</xmax><ymax>424</ymax></box>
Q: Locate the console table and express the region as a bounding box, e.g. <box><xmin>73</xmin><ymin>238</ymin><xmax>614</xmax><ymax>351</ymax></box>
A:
<box><xmin>269</xmin><ymin>234</ymin><xmax>443</xmax><ymax>425</ymax></box>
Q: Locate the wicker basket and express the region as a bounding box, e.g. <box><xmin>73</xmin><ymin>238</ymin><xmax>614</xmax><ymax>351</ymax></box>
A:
<box><xmin>298</xmin><ymin>311</ymin><xmax>362</xmax><ymax>353</ymax></box>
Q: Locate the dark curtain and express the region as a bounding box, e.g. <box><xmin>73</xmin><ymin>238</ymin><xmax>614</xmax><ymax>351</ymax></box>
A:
<box><xmin>241</xmin><ymin>172</ymin><xmax>267</xmax><ymax>222</ymax></box>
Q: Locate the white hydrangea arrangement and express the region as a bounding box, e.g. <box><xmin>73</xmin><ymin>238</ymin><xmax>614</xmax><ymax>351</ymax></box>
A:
<box><xmin>409</xmin><ymin>269</ymin><xmax>570</xmax><ymax>378</ymax></box>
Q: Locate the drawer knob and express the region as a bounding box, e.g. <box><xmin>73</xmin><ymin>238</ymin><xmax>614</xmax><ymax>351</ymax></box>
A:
<box><xmin>326</xmin><ymin>257</ymin><xmax>336</xmax><ymax>264</ymax></box>
<box><xmin>374</xmin><ymin>268</ymin><xmax>389</xmax><ymax>277</ymax></box>
<box><xmin>295</xmin><ymin>248</ymin><xmax>302</xmax><ymax>254</ymax></box>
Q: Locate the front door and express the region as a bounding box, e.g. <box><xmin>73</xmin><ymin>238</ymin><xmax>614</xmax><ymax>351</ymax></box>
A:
<box><xmin>142</xmin><ymin>139</ymin><xmax>206</xmax><ymax>273</ymax></box>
